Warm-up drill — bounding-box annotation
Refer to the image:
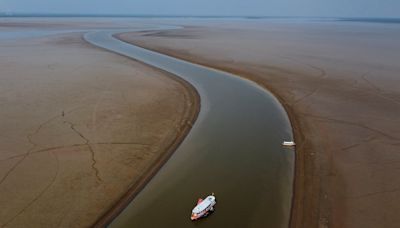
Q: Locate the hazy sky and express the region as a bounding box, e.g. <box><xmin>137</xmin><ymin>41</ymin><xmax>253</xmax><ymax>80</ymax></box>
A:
<box><xmin>1</xmin><ymin>0</ymin><xmax>399</xmax><ymax>17</ymax></box>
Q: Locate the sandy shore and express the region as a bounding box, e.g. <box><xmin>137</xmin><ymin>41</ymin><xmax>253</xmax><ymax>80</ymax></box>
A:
<box><xmin>0</xmin><ymin>28</ymin><xmax>199</xmax><ymax>227</ymax></box>
<box><xmin>118</xmin><ymin>20</ymin><xmax>400</xmax><ymax>228</ymax></box>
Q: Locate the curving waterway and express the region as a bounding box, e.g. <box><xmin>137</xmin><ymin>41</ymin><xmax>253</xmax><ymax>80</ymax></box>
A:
<box><xmin>84</xmin><ymin>28</ymin><xmax>294</xmax><ymax>228</ymax></box>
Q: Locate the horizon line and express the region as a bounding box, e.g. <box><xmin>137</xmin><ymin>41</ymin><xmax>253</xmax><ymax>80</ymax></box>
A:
<box><xmin>0</xmin><ymin>13</ymin><xmax>399</xmax><ymax>20</ymax></box>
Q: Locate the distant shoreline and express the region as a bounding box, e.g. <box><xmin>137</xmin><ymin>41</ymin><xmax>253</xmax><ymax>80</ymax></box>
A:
<box><xmin>1</xmin><ymin>15</ymin><xmax>400</xmax><ymax>23</ymax></box>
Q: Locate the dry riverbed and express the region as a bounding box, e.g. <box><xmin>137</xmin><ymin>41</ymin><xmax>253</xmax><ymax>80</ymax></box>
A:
<box><xmin>118</xmin><ymin>20</ymin><xmax>400</xmax><ymax>228</ymax></box>
<box><xmin>0</xmin><ymin>28</ymin><xmax>198</xmax><ymax>227</ymax></box>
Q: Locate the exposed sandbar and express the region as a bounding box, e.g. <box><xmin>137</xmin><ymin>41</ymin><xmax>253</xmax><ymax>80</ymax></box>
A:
<box><xmin>0</xmin><ymin>31</ymin><xmax>199</xmax><ymax>227</ymax></box>
<box><xmin>118</xmin><ymin>21</ymin><xmax>400</xmax><ymax>228</ymax></box>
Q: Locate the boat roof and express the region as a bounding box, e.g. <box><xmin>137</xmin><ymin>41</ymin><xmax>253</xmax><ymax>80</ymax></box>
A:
<box><xmin>192</xmin><ymin>196</ymin><xmax>215</xmax><ymax>214</ymax></box>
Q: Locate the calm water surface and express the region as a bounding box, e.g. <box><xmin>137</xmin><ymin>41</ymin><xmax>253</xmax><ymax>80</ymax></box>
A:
<box><xmin>85</xmin><ymin>29</ymin><xmax>294</xmax><ymax>228</ymax></box>
<box><xmin>0</xmin><ymin>21</ymin><xmax>294</xmax><ymax>227</ymax></box>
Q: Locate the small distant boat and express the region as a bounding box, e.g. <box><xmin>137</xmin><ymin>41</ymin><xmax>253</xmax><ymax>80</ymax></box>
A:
<box><xmin>190</xmin><ymin>193</ymin><xmax>216</xmax><ymax>221</ymax></box>
<box><xmin>282</xmin><ymin>141</ymin><xmax>296</xmax><ymax>146</ymax></box>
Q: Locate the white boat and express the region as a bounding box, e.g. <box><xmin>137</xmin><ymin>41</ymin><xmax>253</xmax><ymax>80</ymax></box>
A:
<box><xmin>282</xmin><ymin>141</ymin><xmax>296</xmax><ymax>146</ymax></box>
<box><xmin>190</xmin><ymin>193</ymin><xmax>216</xmax><ymax>221</ymax></box>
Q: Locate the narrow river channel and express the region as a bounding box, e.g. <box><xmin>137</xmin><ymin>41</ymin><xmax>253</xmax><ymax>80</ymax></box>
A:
<box><xmin>85</xmin><ymin>28</ymin><xmax>294</xmax><ymax>228</ymax></box>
